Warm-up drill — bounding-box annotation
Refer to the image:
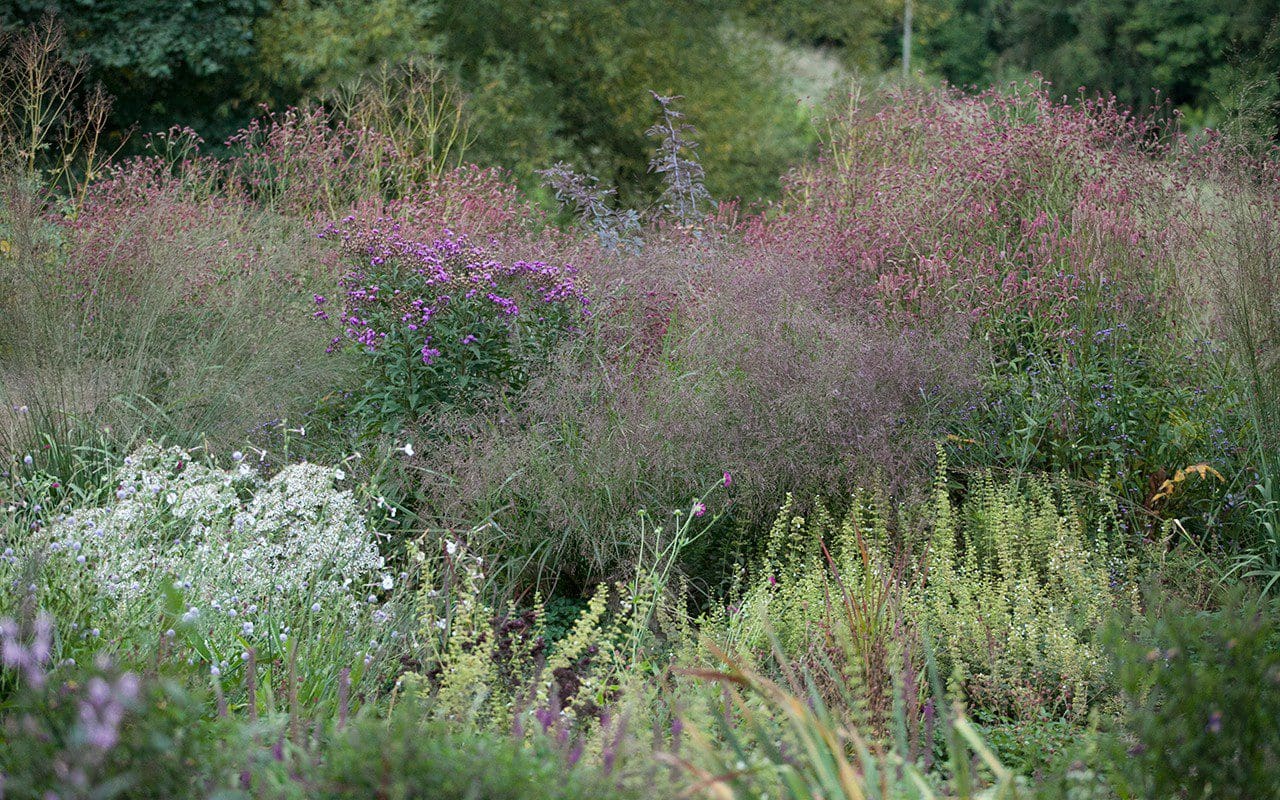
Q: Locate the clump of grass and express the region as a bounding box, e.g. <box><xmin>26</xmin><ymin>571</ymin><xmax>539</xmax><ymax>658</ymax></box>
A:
<box><xmin>411</xmin><ymin>238</ymin><xmax>980</xmax><ymax>587</ymax></box>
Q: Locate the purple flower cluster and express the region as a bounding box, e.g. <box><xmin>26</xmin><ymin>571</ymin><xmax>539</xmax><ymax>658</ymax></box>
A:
<box><xmin>1</xmin><ymin>613</ymin><xmax>53</xmax><ymax>688</ymax></box>
<box><xmin>79</xmin><ymin>673</ymin><xmax>141</xmax><ymax>751</ymax></box>
<box><xmin>318</xmin><ymin>219</ymin><xmax>589</xmax><ymax>365</ymax></box>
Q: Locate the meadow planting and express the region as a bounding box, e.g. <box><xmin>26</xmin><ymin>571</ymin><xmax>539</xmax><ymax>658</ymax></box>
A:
<box><xmin>3</xmin><ymin>20</ymin><xmax>1280</xmax><ymax>799</ymax></box>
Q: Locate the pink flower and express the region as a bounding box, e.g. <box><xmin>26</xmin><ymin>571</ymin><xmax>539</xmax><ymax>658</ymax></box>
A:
<box><xmin>723</xmin><ymin>471</ymin><xmax>732</xmax><ymax>488</ymax></box>
<box><xmin>692</xmin><ymin>501</ymin><xmax>706</xmax><ymax>517</ymax></box>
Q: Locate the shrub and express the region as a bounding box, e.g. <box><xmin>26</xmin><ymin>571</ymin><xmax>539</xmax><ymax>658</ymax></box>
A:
<box><xmin>751</xmin><ymin>83</ymin><xmax>1188</xmax><ymax>340</ymax></box>
<box><xmin>1104</xmin><ymin>588</ymin><xmax>1280</xmax><ymax>798</ymax></box>
<box><xmin>745</xmin><ymin>83</ymin><xmax>1242</xmax><ymax>515</ymax></box>
<box><xmin>437</xmin><ymin>0</ymin><xmax>809</xmax><ymax>202</ymax></box>
<box><xmin>254</xmin><ymin>0</ymin><xmax>443</xmax><ymax>99</ymax></box>
<box><xmin>948</xmin><ymin>323</ymin><xmax>1235</xmax><ymax>537</ymax></box>
<box><xmin>317</xmin><ymin>221</ymin><xmax>590</xmax><ymax>433</ymax></box>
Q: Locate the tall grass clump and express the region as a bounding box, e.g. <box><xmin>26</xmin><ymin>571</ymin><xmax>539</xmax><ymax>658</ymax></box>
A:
<box><xmin>1</xmin><ymin>164</ymin><xmax>340</xmax><ymax>457</ymax></box>
<box><xmin>411</xmin><ymin>238</ymin><xmax>980</xmax><ymax>588</ymax></box>
<box><xmin>1202</xmin><ymin>141</ymin><xmax>1280</xmax><ymax>588</ymax></box>
<box><xmin>748</xmin><ymin>81</ymin><xmax>1240</xmax><ymax>531</ymax></box>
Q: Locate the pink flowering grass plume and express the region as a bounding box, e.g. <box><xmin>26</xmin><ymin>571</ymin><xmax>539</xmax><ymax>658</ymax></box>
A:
<box><xmin>415</xmin><ymin>236</ymin><xmax>981</xmax><ymax>585</ymax></box>
<box><xmin>745</xmin><ymin>80</ymin><xmax>1209</xmax><ymax>352</ymax></box>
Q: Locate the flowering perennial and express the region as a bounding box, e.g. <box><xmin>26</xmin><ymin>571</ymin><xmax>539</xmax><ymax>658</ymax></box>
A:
<box><xmin>28</xmin><ymin>444</ymin><xmax>390</xmax><ymax>664</ymax></box>
<box><xmin>318</xmin><ymin>219</ymin><xmax>590</xmax><ymax>422</ymax></box>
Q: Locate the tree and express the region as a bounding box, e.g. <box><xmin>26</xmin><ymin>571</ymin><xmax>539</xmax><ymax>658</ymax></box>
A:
<box><xmin>254</xmin><ymin>0</ymin><xmax>441</xmax><ymax>99</ymax></box>
<box><xmin>0</xmin><ymin>0</ymin><xmax>268</xmax><ymax>142</ymax></box>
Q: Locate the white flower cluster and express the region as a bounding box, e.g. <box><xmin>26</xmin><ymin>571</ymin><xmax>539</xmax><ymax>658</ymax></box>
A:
<box><xmin>39</xmin><ymin>443</ymin><xmax>391</xmax><ymax>653</ymax></box>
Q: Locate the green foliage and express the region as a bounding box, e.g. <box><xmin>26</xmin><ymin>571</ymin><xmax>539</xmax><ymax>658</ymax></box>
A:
<box><xmin>718</xmin><ymin>464</ymin><xmax>1140</xmax><ymax>728</ymax></box>
<box><xmin>978</xmin><ymin>711</ymin><xmax>1085</xmax><ymax>782</ymax></box>
<box><xmin>1</xmin><ymin>0</ymin><xmax>268</xmax><ymax>141</ymax></box>
<box><xmin>300</xmin><ymin>704</ymin><xmax>640</xmax><ymax>799</ymax></box>
<box><xmin>540</xmin><ymin>595</ymin><xmax>589</xmax><ymax>645</ymax></box>
<box><xmin>922</xmin><ymin>460</ymin><xmax>1136</xmax><ymax>722</ymax></box>
<box><xmin>0</xmin><ymin>655</ymin><xmax>237</xmax><ymax>799</ymax></box>
<box><xmin>436</xmin><ymin>0</ymin><xmax>809</xmax><ymax>201</ymax></box>
<box><xmin>715</xmin><ymin>491</ymin><xmax>913</xmax><ymax>735</ymax></box>
<box><xmin>950</xmin><ymin>325</ymin><xmax>1234</xmax><ymax>533</ymax></box>
<box><xmin>733</xmin><ymin>0</ymin><xmax>894</xmax><ymax>68</ymax></box>
<box><xmin>255</xmin><ymin>0</ymin><xmax>442</xmax><ymax>97</ymax></box>
<box><xmin>922</xmin><ymin>0</ymin><xmax>1280</xmax><ymax>130</ymax></box>
<box><xmin>1104</xmin><ymin>588</ymin><xmax>1280</xmax><ymax>798</ymax></box>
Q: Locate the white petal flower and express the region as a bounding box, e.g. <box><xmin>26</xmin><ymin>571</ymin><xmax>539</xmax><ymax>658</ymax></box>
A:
<box><xmin>39</xmin><ymin>443</ymin><xmax>387</xmax><ymax>669</ymax></box>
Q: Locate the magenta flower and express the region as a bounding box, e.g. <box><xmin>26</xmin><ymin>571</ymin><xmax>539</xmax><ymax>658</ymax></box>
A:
<box><xmin>692</xmin><ymin>501</ymin><xmax>706</xmax><ymax>517</ymax></box>
<box><xmin>723</xmin><ymin>471</ymin><xmax>732</xmax><ymax>488</ymax></box>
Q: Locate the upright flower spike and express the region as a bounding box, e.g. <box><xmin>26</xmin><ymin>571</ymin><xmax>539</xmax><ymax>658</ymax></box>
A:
<box><xmin>646</xmin><ymin>92</ymin><xmax>712</xmax><ymax>227</ymax></box>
